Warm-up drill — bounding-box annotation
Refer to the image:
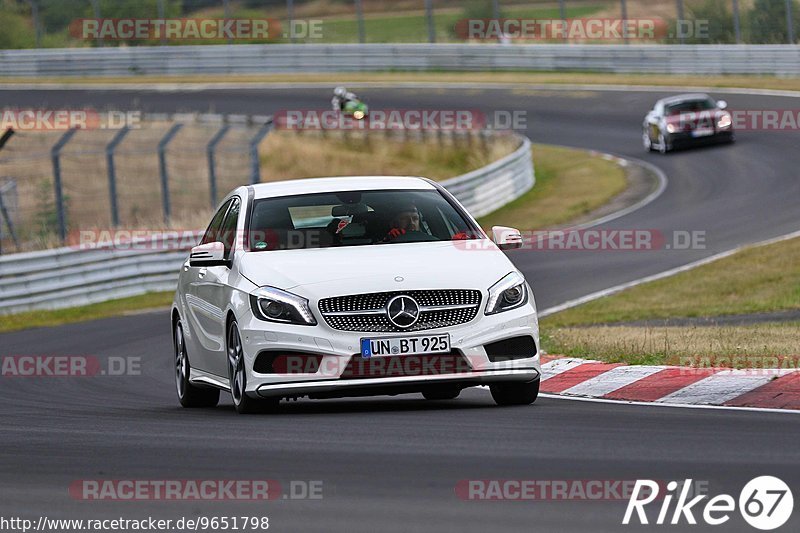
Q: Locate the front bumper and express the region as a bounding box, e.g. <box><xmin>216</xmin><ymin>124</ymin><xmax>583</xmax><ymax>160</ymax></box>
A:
<box><xmin>237</xmin><ymin>302</ymin><xmax>540</xmax><ymax>399</ymax></box>
<box><xmin>667</xmin><ymin>129</ymin><xmax>734</xmax><ymax>148</ymax></box>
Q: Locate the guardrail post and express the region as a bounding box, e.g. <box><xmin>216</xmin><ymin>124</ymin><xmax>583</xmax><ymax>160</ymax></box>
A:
<box><xmin>354</xmin><ymin>0</ymin><xmax>366</xmax><ymax>43</ymax></box>
<box><xmin>425</xmin><ymin>0</ymin><xmax>436</xmax><ymax>43</ymax></box>
<box><xmin>105</xmin><ymin>127</ymin><xmax>130</xmax><ymax>227</ymax></box>
<box><xmin>249</xmin><ymin>120</ymin><xmax>274</xmax><ymax>185</ymax></box>
<box><xmin>733</xmin><ymin>0</ymin><xmax>742</xmax><ymax>44</ymax></box>
<box><xmin>158</xmin><ymin>123</ymin><xmax>183</xmax><ymax>223</ymax></box>
<box><xmin>207</xmin><ymin>124</ymin><xmax>231</xmax><ymax>208</ymax></box>
<box><xmin>787</xmin><ymin>0</ymin><xmax>796</xmax><ymax>44</ymax></box>
<box><xmin>51</xmin><ymin>129</ymin><xmax>78</xmax><ymax>243</ymax></box>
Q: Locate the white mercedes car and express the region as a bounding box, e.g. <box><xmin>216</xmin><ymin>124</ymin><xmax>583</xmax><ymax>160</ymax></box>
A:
<box><xmin>171</xmin><ymin>176</ymin><xmax>541</xmax><ymax>414</ymax></box>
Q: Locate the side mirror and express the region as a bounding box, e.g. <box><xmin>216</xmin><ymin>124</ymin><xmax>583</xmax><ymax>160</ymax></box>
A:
<box><xmin>717</xmin><ymin>100</ymin><xmax>728</xmax><ymax>110</ymax></box>
<box><xmin>189</xmin><ymin>242</ymin><xmax>227</xmax><ymax>267</ymax></box>
<box><xmin>492</xmin><ymin>226</ymin><xmax>523</xmax><ymax>250</ymax></box>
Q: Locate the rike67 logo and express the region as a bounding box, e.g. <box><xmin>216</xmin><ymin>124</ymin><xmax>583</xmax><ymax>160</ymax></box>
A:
<box><xmin>623</xmin><ymin>476</ymin><xmax>793</xmax><ymax>530</ymax></box>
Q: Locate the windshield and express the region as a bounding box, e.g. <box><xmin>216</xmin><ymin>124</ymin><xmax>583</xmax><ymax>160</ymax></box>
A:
<box><xmin>248</xmin><ymin>188</ymin><xmax>482</xmax><ymax>251</ymax></box>
<box><xmin>665</xmin><ymin>99</ymin><xmax>716</xmax><ymax>116</ymax></box>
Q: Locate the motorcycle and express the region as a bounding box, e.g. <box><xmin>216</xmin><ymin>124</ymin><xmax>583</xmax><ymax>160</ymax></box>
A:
<box><xmin>343</xmin><ymin>99</ymin><xmax>369</xmax><ymax>120</ymax></box>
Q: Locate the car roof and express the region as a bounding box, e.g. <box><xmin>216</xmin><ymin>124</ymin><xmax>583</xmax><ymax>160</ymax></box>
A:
<box><xmin>658</xmin><ymin>93</ymin><xmax>713</xmax><ymax>106</ymax></box>
<box><xmin>249</xmin><ymin>176</ymin><xmax>436</xmax><ymax>199</ymax></box>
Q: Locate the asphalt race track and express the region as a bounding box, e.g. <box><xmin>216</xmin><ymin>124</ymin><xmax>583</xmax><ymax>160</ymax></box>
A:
<box><xmin>1</xmin><ymin>86</ymin><xmax>799</xmax><ymax>532</ymax></box>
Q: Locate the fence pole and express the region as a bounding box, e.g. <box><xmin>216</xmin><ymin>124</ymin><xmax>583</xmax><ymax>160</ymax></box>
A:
<box><xmin>0</xmin><ymin>129</ymin><xmax>13</xmax><ymax>151</ymax></box>
<box><xmin>732</xmin><ymin>0</ymin><xmax>742</xmax><ymax>44</ymax></box>
<box><xmin>287</xmin><ymin>0</ymin><xmax>295</xmax><ymax>43</ymax></box>
<box><xmin>224</xmin><ymin>0</ymin><xmax>232</xmax><ymax>45</ymax></box>
<box><xmin>620</xmin><ymin>0</ymin><xmax>628</xmax><ymax>44</ymax></box>
<box><xmin>249</xmin><ymin>120</ymin><xmax>274</xmax><ymax>185</ymax></box>
<box><xmin>50</xmin><ymin>129</ymin><xmax>78</xmax><ymax>243</ymax></box>
<box><xmin>787</xmin><ymin>0</ymin><xmax>796</xmax><ymax>44</ymax></box>
<box><xmin>355</xmin><ymin>0</ymin><xmax>365</xmax><ymax>43</ymax></box>
<box><xmin>676</xmin><ymin>0</ymin><xmax>685</xmax><ymax>44</ymax></box>
<box><xmin>493</xmin><ymin>0</ymin><xmax>500</xmax><ymax>20</ymax></box>
<box><xmin>0</xmin><ymin>184</ymin><xmax>20</xmax><ymax>253</ymax></box>
<box><xmin>207</xmin><ymin>124</ymin><xmax>231</xmax><ymax>209</ymax></box>
<box><xmin>425</xmin><ymin>0</ymin><xmax>435</xmax><ymax>43</ymax></box>
<box><xmin>158</xmin><ymin>123</ymin><xmax>183</xmax><ymax>223</ymax></box>
<box><xmin>90</xmin><ymin>0</ymin><xmax>102</xmax><ymax>47</ymax></box>
<box><xmin>28</xmin><ymin>0</ymin><xmax>42</xmax><ymax>48</ymax></box>
<box><xmin>158</xmin><ymin>0</ymin><xmax>166</xmax><ymax>45</ymax></box>
<box><xmin>559</xmin><ymin>0</ymin><xmax>567</xmax><ymax>42</ymax></box>
<box><xmin>105</xmin><ymin>127</ymin><xmax>130</xmax><ymax>227</ymax></box>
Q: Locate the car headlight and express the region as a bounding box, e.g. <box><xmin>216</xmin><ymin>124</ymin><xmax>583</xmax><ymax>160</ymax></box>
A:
<box><xmin>717</xmin><ymin>112</ymin><xmax>732</xmax><ymax>129</ymax></box>
<box><xmin>250</xmin><ymin>287</ymin><xmax>317</xmax><ymax>325</ymax></box>
<box><xmin>486</xmin><ymin>272</ymin><xmax>528</xmax><ymax>315</ymax></box>
<box><xmin>666</xmin><ymin>122</ymin><xmax>678</xmax><ymax>134</ymax></box>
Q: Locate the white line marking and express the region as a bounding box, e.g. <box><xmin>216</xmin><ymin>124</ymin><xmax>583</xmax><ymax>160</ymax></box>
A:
<box><xmin>657</xmin><ymin>369</ymin><xmax>793</xmax><ymax>405</ymax></box>
<box><xmin>538</xmin><ymin>393</ymin><xmax>800</xmax><ymax>415</ymax></box>
<box><xmin>540</xmin><ymin>358</ymin><xmax>590</xmax><ymax>381</ymax></box>
<box><xmin>562</xmin><ymin>365</ymin><xmax>664</xmax><ymax>398</ymax></box>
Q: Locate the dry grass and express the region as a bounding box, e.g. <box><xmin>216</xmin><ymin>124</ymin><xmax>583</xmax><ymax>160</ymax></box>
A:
<box><xmin>542</xmin><ymin>322</ymin><xmax>800</xmax><ymax>366</ymax></box>
<box><xmin>260</xmin><ymin>129</ymin><xmax>517</xmax><ymax>182</ymax></box>
<box><xmin>478</xmin><ymin>144</ymin><xmax>628</xmax><ymax>231</ymax></box>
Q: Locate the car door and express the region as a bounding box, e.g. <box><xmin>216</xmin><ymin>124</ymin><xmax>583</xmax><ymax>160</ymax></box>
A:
<box><xmin>185</xmin><ymin>199</ymin><xmax>232</xmax><ymax>374</ymax></box>
<box><xmin>194</xmin><ymin>196</ymin><xmax>241</xmax><ymax>378</ymax></box>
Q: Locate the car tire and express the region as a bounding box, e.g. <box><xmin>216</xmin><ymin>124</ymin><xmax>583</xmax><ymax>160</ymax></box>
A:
<box><xmin>174</xmin><ymin>320</ymin><xmax>220</xmax><ymax>408</ymax></box>
<box><xmin>658</xmin><ymin>132</ymin><xmax>669</xmax><ymax>154</ymax></box>
<box><xmin>490</xmin><ymin>379</ymin><xmax>540</xmax><ymax>406</ymax></box>
<box><xmin>422</xmin><ymin>386</ymin><xmax>461</xmax><ymax>401</ymax></box>
<box><xmin>227</xmin><ymin>320</ymin><xmax>280</xmax><ymax>415</ymax></box>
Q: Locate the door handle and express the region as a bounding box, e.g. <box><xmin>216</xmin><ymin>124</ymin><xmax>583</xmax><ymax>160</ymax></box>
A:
<box><xmin>198</xmin><ymin>268</ymin><xmax>207</xmax><ymax>279</ymax></box>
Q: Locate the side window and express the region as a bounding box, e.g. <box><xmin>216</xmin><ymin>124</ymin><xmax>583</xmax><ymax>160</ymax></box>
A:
<box><xmin>201</xmin><ymin>200</ymin><xmax>232</xmax><ymax>245</ymax></box>
<box><xmin>220</xmin><ymin>197</ymin><xmax>241</xmax><ymax>259</ymax></box>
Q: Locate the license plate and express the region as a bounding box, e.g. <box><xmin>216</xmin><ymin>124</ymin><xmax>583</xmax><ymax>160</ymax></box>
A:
<box><xmin>360</xmin><ymin>334</ymin><xmax>450</xmax><ymax>358</ymax></box>
<box><xmin>691</xmin><ymin>128</ymin><xmax>714</xmax><ymax>137</ymax></box>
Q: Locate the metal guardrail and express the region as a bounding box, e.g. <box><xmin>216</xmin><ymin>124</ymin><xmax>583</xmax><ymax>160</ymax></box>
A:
<box><xmin>1</xmin><ymin>44</ymin><xmax>800</xmax><ymax>77</ymax></box>
<box><xmin>0</xmin><ymin>133</ymin><xmax>534</xmax><ymax>314</ymax></box>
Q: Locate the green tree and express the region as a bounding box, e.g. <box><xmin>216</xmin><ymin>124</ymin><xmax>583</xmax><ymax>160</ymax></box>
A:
<box><xmin>685</xmin><ymin>0</ymin><xmax>736</xmax><ymax>43</ymax></box>
<box><xmin>0</xmin><ymin>9</ymin><xmax>36</xmax><ymax>49</ymax></box>
<box><xmin>748</xmin><ymin>0</ymin><xmax>800</xmax><ymax>43</ymax></box>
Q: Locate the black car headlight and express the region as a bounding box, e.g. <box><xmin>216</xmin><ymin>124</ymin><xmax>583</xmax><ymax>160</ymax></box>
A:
<box><xmin>485</xmin><ymin>272</ymin><xmax>528</xmax><ymax>315</ymax></box>
<box><xmin>250</xmin><ymin>287</ymin><xmax>317</xmax><ymax>325</ymax></box>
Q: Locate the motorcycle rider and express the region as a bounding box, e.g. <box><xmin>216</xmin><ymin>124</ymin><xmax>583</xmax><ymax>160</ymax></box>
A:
<box><xmin>331</xmin><ymin>86</ymin><xmax>359</xmax><ymax>113</ymax></box>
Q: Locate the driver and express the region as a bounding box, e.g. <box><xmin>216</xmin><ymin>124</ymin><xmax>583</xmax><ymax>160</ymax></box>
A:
<box><xmin>332</xmin><ymin>86</ymin><xmax>359</xmax><ymax>112</ymax></box>
<box><xmin>385</xmin><ymin>204</ymin><xmax>420</xmax><ymax>241</ymax></box>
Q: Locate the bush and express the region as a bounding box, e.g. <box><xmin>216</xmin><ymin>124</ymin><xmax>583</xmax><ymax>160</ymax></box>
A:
<box><xmin>685</xmin><ymin>0</ymin><xmax>736</xmax><ymax>43</ymax></box>
<box><xmin>0</xmin><ymin>10</ymin><xmax>36</xmax><ymax>49</ymax></box>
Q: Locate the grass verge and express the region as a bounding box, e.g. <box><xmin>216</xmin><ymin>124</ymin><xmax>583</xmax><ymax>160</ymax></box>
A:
<box><xmin>0</xmin><ymin>144</ymin><xmax>629</xmax><ymax>333</ymax></box>
<box><xmin>541</xmin><ymin>235</ymin><xmax>800</xmax><ymax>364</ymax></box>
<box><xmin>478</xmin><ymin>144</ymin><xmax>627</xmax><ymax>230</ymax></box>
<box><xmin>0</xmin><ymin>292</ymin><xmax>174</xmax><ymax>334</ymax></box>
<box><xmin>6</xmin><ymin>72</ymin><xmax>800</xmax><ymax>93</ymax></box>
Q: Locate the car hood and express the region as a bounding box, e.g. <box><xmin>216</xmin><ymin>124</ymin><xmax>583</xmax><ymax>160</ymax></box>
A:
<box><xmin>238</xmin><ymin>240</ymin><xmax>517</xmax><ymax>298</ymax></box>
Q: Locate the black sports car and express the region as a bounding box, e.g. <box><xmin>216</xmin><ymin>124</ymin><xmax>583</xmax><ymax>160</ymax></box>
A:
<box><xmin>643</xmin><ymin>93</ymin><xmax>734</xmax><ymax>153</ymax></box>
